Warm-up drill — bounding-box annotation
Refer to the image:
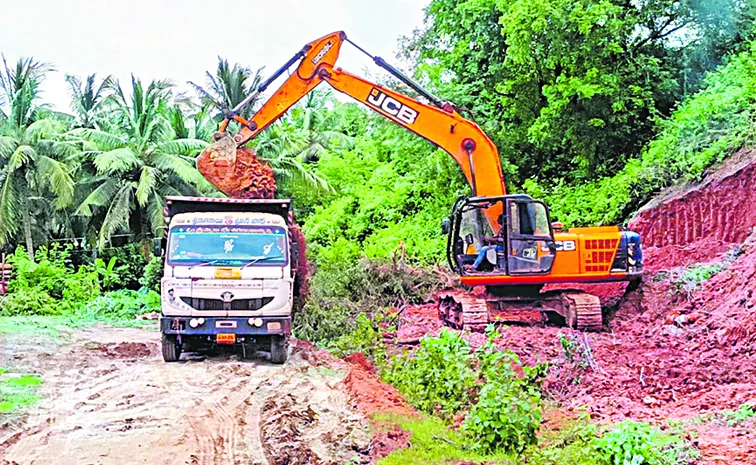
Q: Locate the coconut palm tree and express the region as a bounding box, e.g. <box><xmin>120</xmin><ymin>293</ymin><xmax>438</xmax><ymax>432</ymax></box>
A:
<box><xmin>189</xmin><ymin>58</ymin><xmax>265</xmax><ymax>119</ymax></box>
<box><xmin>252</xmin><ymin>90</ymin><xmax>354</xmax><ymax>191</ymax></box>
<box><xmin>71</xmin><ymin>76</ymin><xmax>213</xmax><ymax>250</ymax></box>
<box><xmin>65</xmin><ymin>73</ymin><xmax>112</xmax><ymax>129</ymax></box>
<box><xmin>0</xmin><ymin>57</ymin><xmax>77</xmax><ymax>258</ymax></box>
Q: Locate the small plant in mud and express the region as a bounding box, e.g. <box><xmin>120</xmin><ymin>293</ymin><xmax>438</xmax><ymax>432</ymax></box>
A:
<box><xmin>668</xmin><ymin>262</ymin><xmax>724</xmax><ymax>298</ymax></box>
<box><xmin>557</xmin><ymin>331</ymin><xmax>598</xmax><ymax>370</ymax></box>
<box><xmin>697</xmin><ymin>402</ymin><xmax>756</xmax><ymax>427</ymax></box>
<box><xmin>592</xmin><ymin>421</ymin><xmax>697</xmax><ymax>465</ymax></box>
<box><xmin>382</xmin><ymin>329</ymin><xmax>478</xmax><ymax>420</ymax></box>
<box><xmin>719</xmin><ymin>402</ymin><xmax>756</xmax><ymax>426</ymax></box>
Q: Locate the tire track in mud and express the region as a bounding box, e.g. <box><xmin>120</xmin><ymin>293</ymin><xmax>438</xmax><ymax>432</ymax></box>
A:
<box><xmin>0</xmin><ymin>329</ymin><xmax>371</xmax><ymax>465</ymax></box>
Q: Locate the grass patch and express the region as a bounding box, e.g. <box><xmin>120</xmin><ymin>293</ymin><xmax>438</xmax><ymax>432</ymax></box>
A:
<box><xmin>376</xmin><ymin>414</ymin><xmax>516</xmax><ymax>465</ymax></box>
<box><xmin>696</xmin><ymin>402</ymin><xmax>756</xmax><ymax>427</ymax></box>
<box><xmin>0</xmin><ymin>371</ymin><xmax>42</xmax><ymax>414</ymax></box>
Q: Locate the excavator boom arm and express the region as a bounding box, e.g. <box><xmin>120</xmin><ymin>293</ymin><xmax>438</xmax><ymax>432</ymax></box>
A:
<box><xmin>214</xmin><ymin>31</ymin><xmax>506</xmax><ymax>229</ymax></box>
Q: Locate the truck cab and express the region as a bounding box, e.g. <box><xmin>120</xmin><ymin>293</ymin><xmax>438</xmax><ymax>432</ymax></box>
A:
<box><xmin>159</xmin><ymin>196</ymin><xmax>297</xmax><ymax>363</ymax></box>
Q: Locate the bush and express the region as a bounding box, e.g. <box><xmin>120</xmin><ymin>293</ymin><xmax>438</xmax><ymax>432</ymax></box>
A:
<box><xmin>293</xmin><ymin>243</ymin><xmax>443</xmax><ymax>345</ymax></box>
<box><xmin>327</xmin><ymin>312</ymin><xmax>386</xmax><ymax>364</ymax></box>
<box><xmin>81</xmin><ymin>288</ymin><xmax>160</xmax><ymax>320</ymax></box>
<box><xmin>463</xmin><ymin>377</ymin><xmax>542</xmax><ymax>454</ymax></box>
<box><xmin>593</xmin><ymin>421</ymin><xmax>697</xmax><ymax>465</ymax></box>
<box><xmin>0</xmin><ymin>245</ymin><xmax>101</xmax><ymax>316</ymax></box>
<box><xmin>463</xmin><ymin>328</ymin><xmax>547</xmax><ymax>454</ymax></box>
<box><xmin>99</xmin><ymin>244</ymin><xmax>147</xmax><ymax>290</ymax></box>
<box><xmin>382</xmin><ymin>329</ymin><xmax>478</xmax><ymax>420</ymax></box>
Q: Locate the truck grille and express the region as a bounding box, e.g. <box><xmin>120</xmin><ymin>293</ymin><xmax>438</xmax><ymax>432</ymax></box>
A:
<box><xmin>180</xmin><ymin>297</ymin><xmax>274</xmax><ymax>311</ymax></box>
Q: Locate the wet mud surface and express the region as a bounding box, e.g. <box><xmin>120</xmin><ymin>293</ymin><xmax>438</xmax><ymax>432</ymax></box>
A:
<box><xmin>0</xmin><ymin>328</ymin><xmax>381</xmax><ymax>465</ymax></box>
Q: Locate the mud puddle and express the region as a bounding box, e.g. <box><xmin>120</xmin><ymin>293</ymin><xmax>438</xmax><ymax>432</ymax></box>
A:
<box><xmin>0</xmin><ymin>326</ymin><xmax>371</xmax><ymax>465</ymax></box>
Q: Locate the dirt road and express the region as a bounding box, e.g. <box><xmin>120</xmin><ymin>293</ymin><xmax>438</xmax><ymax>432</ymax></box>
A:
<box><xmin>0</xmin><ymin>325</ymin><xmax>371</xmax><ymax>465</ymax></box>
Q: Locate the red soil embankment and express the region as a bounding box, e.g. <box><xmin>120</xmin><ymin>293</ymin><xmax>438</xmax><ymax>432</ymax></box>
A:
<box><xmin>630</xmin><ymin>149</ymin><xmax>756</xmax><ymax>271</ymax></box>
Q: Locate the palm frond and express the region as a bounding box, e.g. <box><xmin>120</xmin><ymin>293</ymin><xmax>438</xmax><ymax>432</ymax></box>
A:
<box><xmin>68</xmin><ymin>128</ymin><xmax>125</xmax><ymax>151</ymax></box>
<box><xmin>0</xmin><ymin>135</ymin><xmax>18</xmax><ymax>159</ymax></box>
<box><xmin>98</xmin><ymin>182</ymin><xmax>134</xmax><ymax>249</ymax></box>
<box><xmin>0</xmin><ymin>168</ymin><xmax>21</xmax><ymax>242</ymax></box>
<box><xmin>93</xmin><ymin>147</ymin><xmax>141</xmax><ymax>174</ymax></box>
<box><xmin>7</xmin><ymin>145</ymin><xmax>36</xmax><ymax>171</ymax></box>
<box><xmin>147</xmin><ymin>194</ymin><xmax>166</xmax><ymax>237</ymax></box>
<box><xmin>135</xmin><ymin>165</ymin><xmax>158</xmax><ymax>207</ymax></box>
<box><xmin>74</xmin><ymin>177</ymin><xmax>121</xmax><ymax>216</ymax></box>
<box><xmin>155</xmin><ymin>138</ymin><xmax>208</xmax><ymax>155</ymax></box>
<box><xmin>151</xmin><ymin>152</ymin><xmax>210</xmax><ymax>187</ymax></box>
<box><xmin>36</xmin><ymin>155</ymin><xmax>75</xmax><ymax>209</ymax></box>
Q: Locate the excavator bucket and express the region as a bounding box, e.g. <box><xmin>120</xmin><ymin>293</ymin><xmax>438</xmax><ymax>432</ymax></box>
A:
<box><xmin>197</xmin><ymin>134</ymin><xmax>277</xmax><ymax>199</ymax></box>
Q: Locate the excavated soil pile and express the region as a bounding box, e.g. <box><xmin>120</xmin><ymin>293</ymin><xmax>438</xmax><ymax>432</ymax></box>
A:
<box><xmin>197</xmin><ymin>147</ymin><xmax>277</xmax><ymax>199</ymax></box>
<box><xmin>630</xmin><ymin>148</ymin><xmax>756</xmax><ymax>271</ymax></box>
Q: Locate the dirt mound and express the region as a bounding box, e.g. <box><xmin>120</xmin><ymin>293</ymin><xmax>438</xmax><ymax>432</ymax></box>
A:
<box><xmin>197</xmin><ymin>147</ymin><xmax>277</xmax><ymax>199</ymax></box>
<box><xmin>83</xmin><ymin>341</ymin><xmax>154</xmax><ymax>359</ymax></box>
<box><xmin>629</xmin><ymin>148</ymin><xmax>756</xmax><ymax>271</ymax></box>
<box><xmin>343</xmin><ymin>355</ymin><xmax>415</xmax><ymax>419</ymax></box>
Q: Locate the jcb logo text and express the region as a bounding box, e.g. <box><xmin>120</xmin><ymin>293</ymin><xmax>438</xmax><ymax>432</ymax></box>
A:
<box><xmin>311</xmin><ymin>40</ymin><xmax>334</xmax><ymax>65</ymax></box>
<box><xmin>366</xmin><ymin>88</ymin><xmax>419</xmax><ymax>125</ymax></box>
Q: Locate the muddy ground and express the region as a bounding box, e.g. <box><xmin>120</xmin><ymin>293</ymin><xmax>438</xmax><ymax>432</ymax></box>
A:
<box><xmin>0</xmin><ymin>326</ymin><xmax>386</xmax><ymax>465</ymax></box>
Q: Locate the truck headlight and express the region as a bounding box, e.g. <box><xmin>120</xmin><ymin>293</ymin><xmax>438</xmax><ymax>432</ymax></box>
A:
<box><xmin>189</xmin><ymin>318</ymin><xmax>199</xmax><ymax>328</ymax></box>
<box><xmin>248</xmin><ymin>318</ymin><xmax>263</xmax><ymax>327</ymax></box>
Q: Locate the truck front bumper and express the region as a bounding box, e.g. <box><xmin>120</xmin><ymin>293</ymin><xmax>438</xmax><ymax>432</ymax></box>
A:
<box><xmin>160</xmin><ymin>316</ymin><xmax>291</xmax><ymax>336</ymax></box>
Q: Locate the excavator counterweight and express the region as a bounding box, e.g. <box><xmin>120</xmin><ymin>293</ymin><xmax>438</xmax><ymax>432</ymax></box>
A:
<box><xmin>198</xmin><ymin>31</ymin><xmax>644</xmax><ymax>332</ymax></box>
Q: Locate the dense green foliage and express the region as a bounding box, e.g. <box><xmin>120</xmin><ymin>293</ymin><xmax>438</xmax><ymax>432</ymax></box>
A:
<box><xmin>404</xmin><ymin>0</ymin><xmax>755</xmax><ymax>183</ymax></box>
<box><xmin>383</xmin><ymin>329</ymin><xmax>479</xmax><ymax>420</ymax></box>
<box><xmin>527</xmin><ymin>38</ymin><xmax>756</xmax><ymax>226</ymax></box>
<box><xmin>0</xmin><ymin>245</ymin><xmax>159</xmax><ymax>321</ymax></box>
<box><xmin>382</xmin><ymin>328</ymin><xmax>547</xmax><ymax>453</ymax></box>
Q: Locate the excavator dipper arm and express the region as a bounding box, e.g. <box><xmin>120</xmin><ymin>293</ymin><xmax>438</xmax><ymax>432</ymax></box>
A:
<box><xmin>208</xmin><ymin>31</ymin><xmax>506</xmax><ymax>230</ymax></box>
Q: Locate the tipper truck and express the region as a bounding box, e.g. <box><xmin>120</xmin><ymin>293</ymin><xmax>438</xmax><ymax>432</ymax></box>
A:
<box><xmin>158</xmin><ymin>196</ymin><xmax>299</xmax><ymax>363</ymax></box>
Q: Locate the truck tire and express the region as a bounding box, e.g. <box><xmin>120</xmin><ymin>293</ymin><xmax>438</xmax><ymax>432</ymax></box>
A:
<box><xmin>270</xmin><ymin>336</ymin><xmax>288</xmax><ymax>364</ymax></box>
<box><xmin>162</xmin><ymin>334</ymin><xmax>181</xmax><ymax>362</ymax></box>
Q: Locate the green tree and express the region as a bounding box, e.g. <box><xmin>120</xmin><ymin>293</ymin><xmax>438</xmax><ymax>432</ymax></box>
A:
<box><xmin>71</xmin><ymin>76</ymin><xmax>212</xmax><ymax>249</ymax></box>
<box><xmin>189</xmin><ymin>57</ymin><xmax>265</xmax><ymax>119</ymax></box>
<box><xmin>403</xmin><ymin>0</ymin><xmax>756</xmax><ymax>183</ymax></box>
<box><xmin>0</xmin><ymin>57</ymin><xmax>77</xmax><ymax>259</ymax></box>
<box><xmin>65</xmin><ymin>73</ymin><xmax>112</xmax><ymax>129</ymax></box>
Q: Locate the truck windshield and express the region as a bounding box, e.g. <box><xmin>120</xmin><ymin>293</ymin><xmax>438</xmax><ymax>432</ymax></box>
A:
<box><xmin>167</xmin><ymin>225</ymin><xmax>288</xmax><ymax>266</ymax></box>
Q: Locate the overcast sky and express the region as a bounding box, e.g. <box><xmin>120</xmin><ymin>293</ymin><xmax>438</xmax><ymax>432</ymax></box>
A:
<box><xmin>0</xmin><ymin>0</ymin><xmax>429</xmax><ymax>112</ymax></box>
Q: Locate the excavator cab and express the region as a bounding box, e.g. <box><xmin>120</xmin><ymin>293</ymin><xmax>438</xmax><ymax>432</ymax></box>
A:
<box><xmin>446</xmin><ymin>195</ymin><xmax>557</xmax><ymax>276</ymax></box>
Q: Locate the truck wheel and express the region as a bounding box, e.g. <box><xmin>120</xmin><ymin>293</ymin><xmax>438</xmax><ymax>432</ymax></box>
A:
<box><xmin>270</xmin><ymin>336</ymin><xmax>288</xmax><ymax>364</ymax></box>
<box><xmin>162</xmin><ymin>334</ymin><xmax>181</xmax><ymax>362</ymax></box>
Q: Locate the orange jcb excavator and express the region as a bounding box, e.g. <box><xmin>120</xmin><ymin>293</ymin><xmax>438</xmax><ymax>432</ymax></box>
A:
<box><xmin>199</xmin><ymin>31</ymin><xmax>644</xmax><ymax>331</ymax></box>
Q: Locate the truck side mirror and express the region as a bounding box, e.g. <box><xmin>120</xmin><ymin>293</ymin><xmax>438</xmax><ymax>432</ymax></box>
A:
<box><xmin>441</xmin><ymin>218</ymin><xmax>451</xmax><ymax>235</ymax></box>
<box><xmin>153</xmin><ymin>237</ymin><xmax>163</xmax><ymax>258</ymax></box>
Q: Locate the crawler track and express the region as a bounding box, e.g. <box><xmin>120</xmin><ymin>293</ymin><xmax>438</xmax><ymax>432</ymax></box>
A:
<box><xmin>438</xmin><ymin>289</ymin><xmax>603</xmax><ymax>332</ymax></box>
